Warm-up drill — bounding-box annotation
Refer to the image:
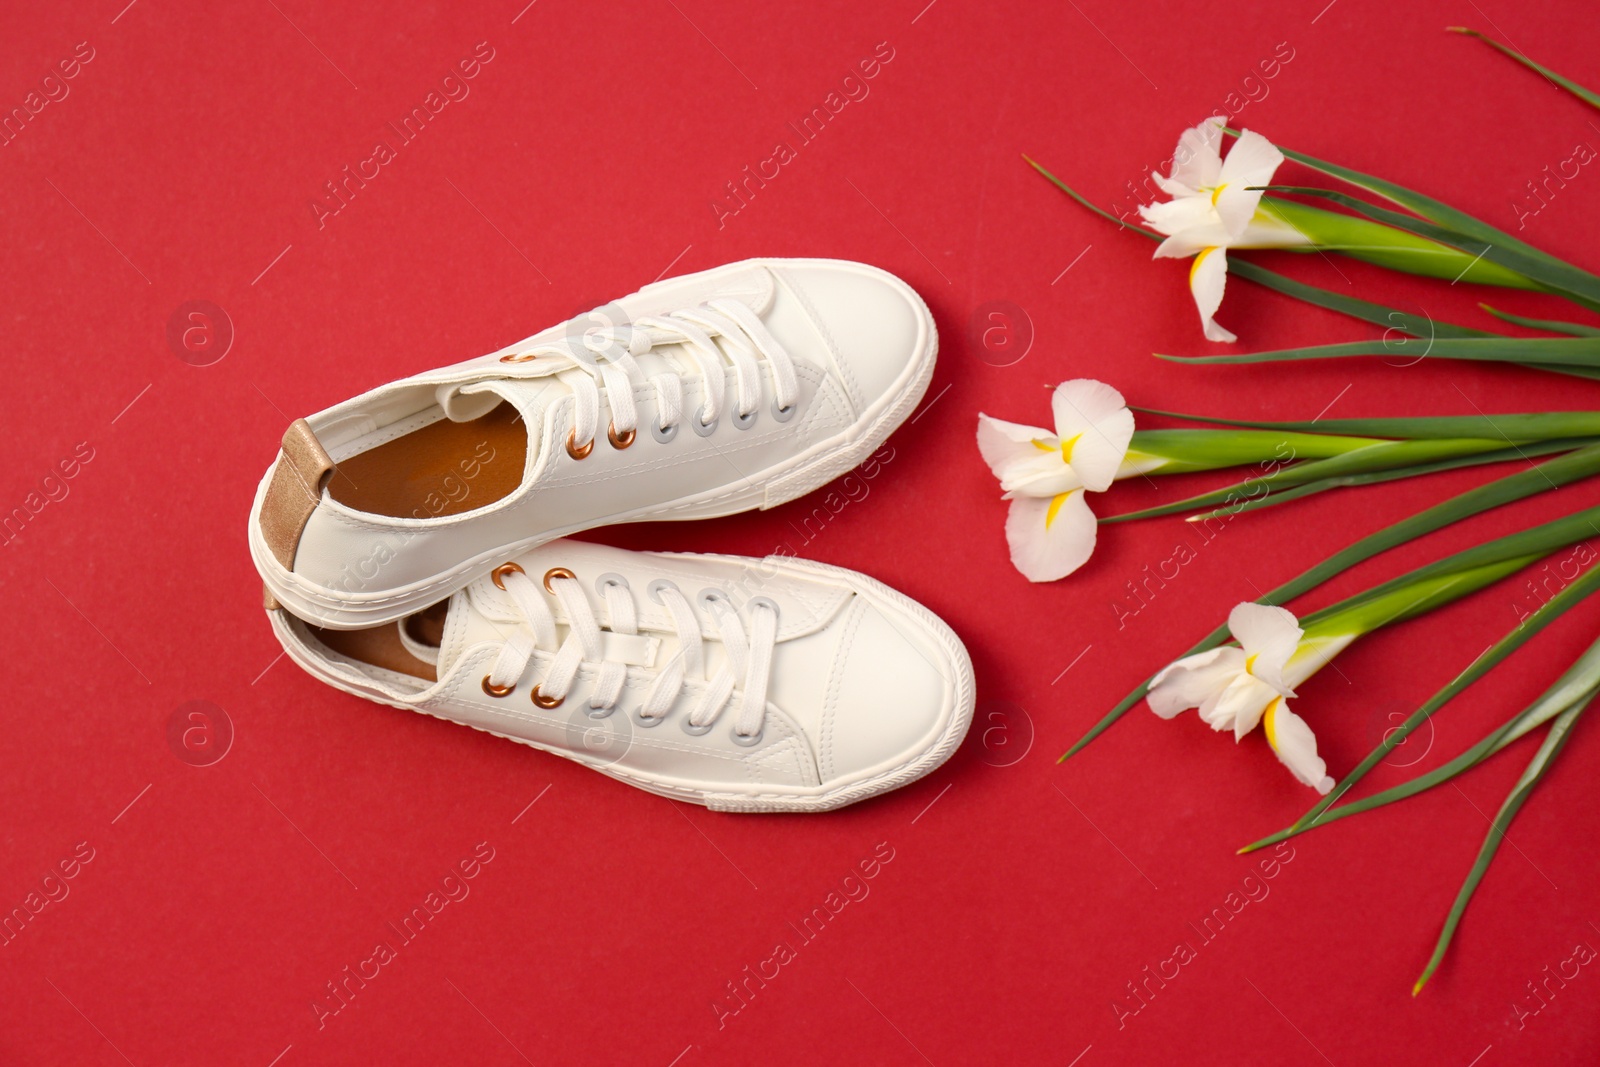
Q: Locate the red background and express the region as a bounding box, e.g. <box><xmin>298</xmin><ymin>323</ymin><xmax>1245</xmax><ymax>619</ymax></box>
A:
<box><xmin>3</xmin><ymin>1</ymin><xmax>1599</xmax><ymax>1063</ymax></box>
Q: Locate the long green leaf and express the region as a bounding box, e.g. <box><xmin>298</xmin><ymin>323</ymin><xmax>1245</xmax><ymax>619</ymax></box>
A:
<box><xmin>1185</xmin><ymin>439</ymin><xmax>1595</xmax><ymax>521</ymax></box>
<box><xmin>1062</xmin><ymin>445</ymin><xmax>1600</xmax><ymax>758</ymax></box>
<box><xmin>1132</xmin><ymin>407</ymin><xmax>1600</xmax><ymax>442</ymax></box>
<box><xmin>1261</xmin><ymin>197</ymin><xmax>1538</xmax><ymax>290</ymax></box>
<box><xmin>1239</xmin><ymin>133</ymin><xmax>1600</xmax><ymax>309</ymax></box>
<box><xmin>1159</xmin><ymin>336</ymin><xmax>1600</xmax><ymax>368</ymax></box>
<box><xmin>1414</xmin><ymin>696</ymin><xmax>1589</xmax><ymax>994</ymax></box>
<box><xmin>1104</xmin><ymin>438</ymin><xmax>1519</xmax><ymax>524</ymax></box>
<box><xmin>1479</xmin><ymin>304</ymin><xmax>1600</xmax><ymax>337</ymax></box>
<box><xmin>1260</xmin><ymin>188</ymin><xmax>1600</xmax><ymax>308</ymax></box>
<box><xmin>1263</xmin><ymin>187</ymin><xmax>1600</xmax><ymax>308</ymax></box>
<box><xmin>1229</xmin><ymin>258</ymin><xmax>1495</xmax><ymax>339</ymax></box>
<box><xmin>1449</xmin><ymin>27</ymin><xmax>1600</xmax><ymax>111</ymax></box>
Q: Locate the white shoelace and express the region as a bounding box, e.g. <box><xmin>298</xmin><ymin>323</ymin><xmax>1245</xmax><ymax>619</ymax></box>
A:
<box><xmin>509</xmin><ymin>298</ymin><xmax>801</xmax><ymax>450</ymax></box>
<box><xmin>481</xmin><ymin>566</ymin><xmax>779</xmax><ymax>739</ymax></box>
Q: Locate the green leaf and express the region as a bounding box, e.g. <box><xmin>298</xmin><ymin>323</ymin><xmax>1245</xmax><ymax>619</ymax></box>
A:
<box><xmin>1103</xmin><ymin>437</ymin><xmax>1520</xmax><ymax>524</ymax></box>
<box><xmin>1022</xmin><ymin>155</ymin><xmax>1156</xmax><ymax>239</ymax></box>
<box><xmin>1261</xmin><ymin>197</ymin><xmax>1538</xmax><ymax>290</ymax></box>
<box><xmin>1062</xmin><ymin>445</ymin><xmax>1600</xmax><ymax>759</ymax></box>
<box><xmin>1414</xmin><ymin>695</ymin><xmax>1589</xmax><ymax>994</ymax></box>
<box><xmin>1261</xmin><ymin>187</ymin><xmax>1600</xmax><ymax>310</ymax></box>
<box><xmin>1185</xmin><ymin>439</ymin><xmax>1596</xmax><ymax>521</ymax></box>
<box><xmin>1125</xmin><ymin>428</ymin><xmax>1379</xmax><ymax>471</ymax></box>
<box><xmin>1449</xmin><ymin>27</ymin><xmax>1600</xmax><ymax>112</ymax></box>
<box><xmin>1228</xmin><ymin>258</ymin><xmax>1496</xmax><ymax>338</ymax></box>
<box><xmin>1478</xmin><ymin>304</ymin><xmax>1600</xmax><ymax>337</ymax></box>
<box><xmin>1159</xmin><ymin>335</ymin><xmax>1600</xmax><ymax>369</ymax></box>
<box><xmin>1230</xmin><ymin>129</ymin><xmax>1600</xmax><ymax>311</ymax></box>
<box><xmin>1132</xmin><ymin>407</ymin><xmax>1600</xmax><ymax>442</ymax></box>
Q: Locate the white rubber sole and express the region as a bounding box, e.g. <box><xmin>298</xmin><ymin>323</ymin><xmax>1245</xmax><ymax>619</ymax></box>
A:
<box><xmin>268</xmin><ymin>555</ymin><xmax>975</xmax><ymax>813</ymax></box>
<box><xmin>251</xmin><ymin>284</ymin><xmax>938</xmax><ymax>630</ymax></box>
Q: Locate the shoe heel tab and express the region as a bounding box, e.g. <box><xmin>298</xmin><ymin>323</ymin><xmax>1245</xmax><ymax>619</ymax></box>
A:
<box><xmin>259</xmin><ymin>418</ymin><xmax>334</xmax><ymax>570</ymax></box>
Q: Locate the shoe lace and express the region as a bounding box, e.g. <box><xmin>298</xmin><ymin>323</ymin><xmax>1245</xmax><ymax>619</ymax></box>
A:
<box><xmin>507</xmin><ymin>298</ymin><xmax>800</xmax><ymax>450</ymax></box>
<box><xmin>481</xmin><ymin>565</ymin><xmax>779</xmax><ymax>738</ymax></box>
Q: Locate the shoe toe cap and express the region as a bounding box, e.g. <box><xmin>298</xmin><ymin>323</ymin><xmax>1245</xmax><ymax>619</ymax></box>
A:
<box><xmin>770</xmin><ymin>261</ymin><xmax>934</xmax><ymax>418</ymax></box>
<box><xmin>818</xmin><ymin>596</ymin><xmax>965</xmax><ymax>784</ymax></box>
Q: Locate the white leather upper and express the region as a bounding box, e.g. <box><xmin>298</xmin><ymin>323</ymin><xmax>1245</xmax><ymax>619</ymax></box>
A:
<box><xmin>271</xmin><ymin>541</ymin><xmax>973</xmax><ymax>810</ymax></box>
<box><xmin>253</xmin><ymin>259</ymin><xmax>936</xmax><ymax>615</ymax></box>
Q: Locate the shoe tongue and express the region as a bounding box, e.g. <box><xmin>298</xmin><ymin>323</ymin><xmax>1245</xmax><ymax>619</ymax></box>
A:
<box><xmin>435</xmin><ymin>584</ymin><xmax>518</xmax><ymax>680</ymax></box>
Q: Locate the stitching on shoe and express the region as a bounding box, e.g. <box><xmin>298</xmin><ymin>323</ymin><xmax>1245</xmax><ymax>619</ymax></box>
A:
<box><xmin>818</xmin><ymin>595</ymin><xmax>864</xmax><ymax>781</ymax></box>
<box><xmin>780</xmin><ymin>269</ymin><xmax>861</xmax><ymax>415</ymax></box>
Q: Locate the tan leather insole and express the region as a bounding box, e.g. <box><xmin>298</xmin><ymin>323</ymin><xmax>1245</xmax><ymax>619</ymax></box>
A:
<box><xmin>312</xmin><ymin>602</ymin><xmax>449</xmax><ymax>683</ymax></box>
<box><xmin>327</xmin><ymin>402</ymin><xmax>527</xmax><ymax>519</ymax></box>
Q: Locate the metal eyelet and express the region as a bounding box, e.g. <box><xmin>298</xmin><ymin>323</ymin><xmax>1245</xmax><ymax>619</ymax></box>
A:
<box><xmin>530</xmin><ymin>684</ymin><xmax>564</xmax><ymax>709</ymax></box>
<box><xmin>608</xmin><ymin>422</ymin><xmax>637</xmax><ymax>449</ymax></box>
<box><xmin>634</xmin><ymin>706</ymin><xmax>665</xmax><ymax>728</ymax></box>
<box><xmin>482</xmin><ymin>676</ymin><xmax>515</xmax><ymax>697</ymax></box>
<box><xmin>647</xmin><ymin>578</ymin><xmax>682</xmax><ymax>604</ymax></box>
<box><xmin>749</xmin><ymin>595</ymin><xmax>780</xmax><ymax>617</ymax></box>
<box><xmin>566</xmin><ymin>430</ymin><xmax>594</xmax><ymax>460</ymax></box>
<box><xmin>651</xmin><ymin>420</ymin><xmax>678</xmax><ymax>444</ymax></box>
<box><xmin>594</xmin><ymin>572</ymin><xmax>630</xmax><ymax>596</ymax></box>
<box><xmin>491</xmin><ymin>562</ymin><xmax>525</xmax><ymax>590</ymax></box>
<box><xmin>732</xmin><ymin>407</ymin><xmax>757</xmax><ymax>430</ymax></box>
<box><xmin>586</xmin><ymin>703</ymin><xmax>616</xmax><ymax>720</ymax></box>
<box><xmin>771</xmin><ymin>398</ymin><xmax>797</xmax><ymax>423</ymax></box>
<box><xmin>731</xmin><ymin>726</ymin><xmax>764</xmax><ymax>747</ymax></box>
<box><xmin>499</xmin><ymin>352</ymin><xmax>537</xmax><ymax>363</ymax></box>
<box><xmin>691</xmin><ymin>405</ymin><xmax>719</xmax><ymax>437</ymax></box>
<box><xmin>681</xmin><ymin>718</ymin><xmax>714</xmax><ymax>736</ymax></box>
<box><xmin>542</xmin><ymin>567</ymin><xmax>577</xmax><ymax>593</ymax></box>
<box><xmin>697</xmin><ymin>588</ymin><xmax>731</xmax><ymax>614</ymax></box>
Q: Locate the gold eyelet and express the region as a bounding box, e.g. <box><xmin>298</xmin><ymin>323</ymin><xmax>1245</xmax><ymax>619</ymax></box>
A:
<box><xmin>530</xmin><ymin>684</ymin><xmax>564</xmax><ymax>709</ymax></box>
<box><xmin>482</xmin><ymin>676</ymin><xmax>515</xmax><ymax>697</ymax></box>
<box><xmin>491</xmin><ymin>562</ymin><xmax>525</xmax><ymax>590</ymax></box>
<box><xmin>542</xmin><ymin>566</ymin><xmax>577</xmax><ymax>593</ymax></box>
<box><xmin>499</xmin><ymin>352</ymin><xmax>536</xmax><ymax>363</ymax></box>
<box><xmin>608</xmin><ymin>422</ymin><xmax>637</xmax><ymax>450</ymax></box>
<box><xmin>566</xmin><ymin>430</ymin><xmax>594</xmax><ymax>460</ymax></box>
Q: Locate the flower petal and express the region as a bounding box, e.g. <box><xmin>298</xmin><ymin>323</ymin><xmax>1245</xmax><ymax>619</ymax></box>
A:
<box><xmin>1262</xmin><ymin>699</ymin><xmax>1334</xmax><ymax>794</ymax></box>
<box><xmin>1003</xmin><ymin>489</ymin><xmax>1096</xmax><ymax>582</ymax></box>
<box><xmin>1153</xmin><ymin>222</ymin><xmax>1234</xmax><ymax>260</ymax></box>
<box><xmin>1148</xmin><ymin>646</ymin><xmax>1245</xmax><ymax>719</ymax></box>
<box><xmin>1217</xmin><ymin>129</ymin><xmax>1284</xmax><ymax>187</ymax></box>
<box><xmin>1162</xmin><ymin>117</ymin><xmax>1227</xmax><ymax>196</ymax></box>
<box><xmin>1188</xmin><ymin>246</ymin><xmax>1237</xmax><ymax>343</ymax></box>
<box><xmin>1213</xmin><ymin>129</ymin><xmax>1283</xmax><ymax>234</ymax></box>
<box><xmin>1226</xmin><ymin>602</ymin><xmax>1303</xmax><ymax>695</ymax></box>
<box><xmin>977</xmin><ymin>414</ymin><xmax>1055</xmax><ymax>481</ymax></box>
<box><xmin>1051</xmin><ymin>379</ymin><xmax>1133</xmax><ymax>492</ymax></box>
<box><xmin>1205</xmin><ymin>673</ymin><xmax>1277</xmax><ymax>737</ymax></box>
<box><xmin>1139</xmin><ymin>195</ymin><xmax>1217</xmax><ymax>239</ymax></box>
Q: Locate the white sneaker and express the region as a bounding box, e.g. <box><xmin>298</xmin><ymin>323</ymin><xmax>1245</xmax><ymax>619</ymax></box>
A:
<box><xmin>249</xmin><ymin>258</ymin><xmax>936</xmax><ymax>628</ymax></box>
<box><xmin>268</xmin><ymin>540</ymin><xmax>974</xmax><ymax>812</ymax></box>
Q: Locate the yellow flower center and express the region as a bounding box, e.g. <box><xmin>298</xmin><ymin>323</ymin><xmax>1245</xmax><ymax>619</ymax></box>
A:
<box><xmin>1262</xmin><ymin>697</ymin><xmax>1282</xmax><ymax>751</ymax></box>
<box><xmin>1045</xmin><ymin>492</ymin><xmax>1071</xmax><ymax>529</ymax></box>
<box><xmin>1210</xmin><ymin>183</ymin><xmax>1228</xmax><ymax>206</ymax></box>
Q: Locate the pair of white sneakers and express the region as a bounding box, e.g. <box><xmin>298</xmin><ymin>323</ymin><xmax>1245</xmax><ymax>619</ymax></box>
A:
<box><xmin>249</xmin><ymin>259</ymin><xmax>975</xmax><ymax>812</ymax></box>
